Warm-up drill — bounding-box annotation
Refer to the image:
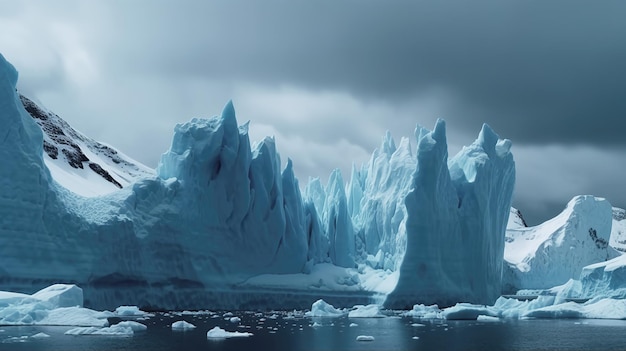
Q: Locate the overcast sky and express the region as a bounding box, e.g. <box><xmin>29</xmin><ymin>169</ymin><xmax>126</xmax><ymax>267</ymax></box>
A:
<box><xmin>1</xmin><ymin>0</ymin><xmax>625</xmax><ymax>225</ymax></box>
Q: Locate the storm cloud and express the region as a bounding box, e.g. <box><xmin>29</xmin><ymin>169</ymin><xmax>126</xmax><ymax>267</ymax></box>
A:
<box><xmin>1</xmin><ymin>0</ymin><xmax>625</xmax><ymax>224</ymax></box>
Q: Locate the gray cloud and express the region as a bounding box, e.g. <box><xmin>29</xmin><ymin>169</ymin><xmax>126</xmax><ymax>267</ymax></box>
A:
<box><xmin>2</xmin><ymin>0</ymin><xmax>625</xmax><ymax>224</ymax></box>
<box><xmin>94</xmin><ymin>1</ymin><xmax>626</xmax><ymax>146</ymax></box>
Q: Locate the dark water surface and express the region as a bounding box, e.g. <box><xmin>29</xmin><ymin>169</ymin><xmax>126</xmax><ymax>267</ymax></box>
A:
<box><xmin>2</xmin><ymin>312</ymin><xmax>626</xmax><ymax>351</ymax></box>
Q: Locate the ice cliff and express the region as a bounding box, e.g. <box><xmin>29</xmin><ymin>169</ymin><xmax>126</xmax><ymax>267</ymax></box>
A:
<box><xmin>0</xmin><ymin>53</ymin><xmax>517</xmax><ymax>309</ymax></box>
<box><xmin>383</xmin><ymin>121</ymin><xmax>516</xmax><ymax>307</ymax></box>
<box><xmin>1</xmin><ymin>54</ymin><xmax>312</xmax><ymax>309</ymax></box>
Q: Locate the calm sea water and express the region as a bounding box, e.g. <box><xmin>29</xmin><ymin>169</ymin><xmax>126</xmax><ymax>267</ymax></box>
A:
<box><xmin>2</xmin><ymin>312</ymin><xmax>626</xmax><ymax>351</ymax></box>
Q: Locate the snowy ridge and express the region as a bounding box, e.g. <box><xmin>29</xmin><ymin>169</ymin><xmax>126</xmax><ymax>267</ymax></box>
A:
<box><xmin>19</xmin><ymin>94</ymin><xmax>153</xmax><ymax>196</ymax></box>
<box><xmin>503</xmin><ymin>196</ymin><xmax>620</xmax><ymax>292</ymax></box>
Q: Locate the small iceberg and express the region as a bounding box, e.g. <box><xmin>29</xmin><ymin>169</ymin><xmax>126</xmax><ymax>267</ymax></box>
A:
<box><xmin>171</xmin><ymin>321</ymin><xmax>196</xmax><ymax>330</ymax></box>
<box><xmin>206</xmin><ymin>326</ymin><xmax>253</xmax><ymax>339</ymax></box>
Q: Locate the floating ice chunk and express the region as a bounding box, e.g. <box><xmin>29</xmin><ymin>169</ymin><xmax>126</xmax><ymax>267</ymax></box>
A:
<box><xmin>206</xmin><ymin>326</ymin><xmax>253</xmax><ymax>338</ymax></box>
<box><xmin>443</xmin><ymin>303</ymin><xmax>498</xmax><ymax>320</ymax></box>
<box><xmin>2</xmin><ymin>336</ymin><xmax>29</xmax><ymax>343</ymax></box>
<box><xmin>412</xmin><ymin>336</ymin><xmax>420</xmax><ymax>340</ymax></box>
<box><xmin>476</xmin><ymin>315</ymin><xmax>500</xmax><ymax>322</ymax></box>
<box><xmin>356</xmin><ymin>335</ymin><xmax>375</xmax><ymax>341</ymax></box>
<box><xmin>348</xmin><ymin>304</ymin><xmax>384</xmax><ymax>318</ymax></box>
<box><xmin>114</xmin><ymin>321</ymin><xmax>147</xmax><ymax>331</ymax></box>
<box><xmin>311</xmin><ymin>322</ymin><xmax>323</xmax><ymax>327</ymax></box>
<box><xmin>114</xmin><ymin>306</ymin><xmax>147</xmax><ymax>317</ymax></box>
<box><xmin>93</xmin><ymin>324</ymin><xmax>134</xmax><ymax>336</ymax></box>
<box><xmin>223</xmin><ymin>312</ymin><xmax>234</xmax><ymax>317</ymax></box>
<box><xmin>349</xmin><ymin>323</ymin><xmax>358</xmax><ymax>327</ymax></box>
<box><xmin>402</xmin><ymin>304</ymin><xmax>442</xmax><ymax>319</ymax></box>
<box><xmin>30</xmin><ymin>332</ymin><xmax>50</xmax><ymax>338</ymax></box>
<box><xmin>410</xmin><ymin>323</ymin><xmax>425</xmax><ymax>327</ymax></box>
<box><xmin>65</xmin><ymin>324</ymin><xmax>134</xmax><ymax>336</ymax></box>
<box><xmin>305</xmin><ymin>299</ymin><xmax>346</xmax><ymax>317</ymax></box>
<box><xmin>172</xmin><ymin>321</ymin><xmax>196</xmax><ymax>330</ymax></box>
<box><xmin>229</xmin><ymin>317</ymin><xmax>241</xmax><ymax>323</ymax></box>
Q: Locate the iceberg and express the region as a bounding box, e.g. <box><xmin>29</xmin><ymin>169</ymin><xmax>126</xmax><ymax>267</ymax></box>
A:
<box><xmin>0</xmin><ymin>284</ymin><xmax>109</xmax><ymax>327</ymax></box>
<box><xmin>383</xmin><ymin>120</ymin><xmax>515</xmax><ymax>308</ymax></box>
<box><xmin>0</xmin><ymin>53</ymin><xmax>517</xmax><ymax>310</ymax></box>
<box><xmin>305</xmin><ymin>299</ymin><xmax>346</xmax><ymax>317</ymax></box>
<box><xmin>402</xmin><ymin>304</ymin><xmax>442</xmax><ymax>319</ymax></box>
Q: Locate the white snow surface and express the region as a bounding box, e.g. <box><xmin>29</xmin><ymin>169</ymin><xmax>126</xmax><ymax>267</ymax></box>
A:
<box><xmin>19</xmin><ymin>94</ymin><xmax>153</xmax><ymax>197</ymax></box>
<box><xmin>507</xmin><ymin>208</ymin><xmax>527</xmax><ymax>229</ymax></box>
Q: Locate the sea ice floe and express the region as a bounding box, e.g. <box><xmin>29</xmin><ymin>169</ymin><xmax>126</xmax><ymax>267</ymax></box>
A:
<box><xmin>206</xmin><ymin>326</ymin><xmax>253</xmax><ymax>338</ymax></box>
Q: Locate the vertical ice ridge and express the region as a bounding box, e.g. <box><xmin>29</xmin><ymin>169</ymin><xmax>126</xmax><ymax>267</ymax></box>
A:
<box><xmin>385</xmin><ymin>118</ymin><xmax>515</xmax><ymax>308</ymax></box>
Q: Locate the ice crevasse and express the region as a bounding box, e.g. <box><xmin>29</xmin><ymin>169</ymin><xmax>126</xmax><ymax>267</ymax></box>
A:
<box><xmin>0</xmin><ymin>53</ymin><xmax>515</xmax><ymax>310</ymax></box>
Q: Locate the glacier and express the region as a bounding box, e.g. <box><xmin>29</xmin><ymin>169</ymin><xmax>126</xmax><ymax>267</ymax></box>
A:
<box><xmin>1</xmin><ymin>52</ymin><xmax>516</xmax><ymax>310</ymax></box>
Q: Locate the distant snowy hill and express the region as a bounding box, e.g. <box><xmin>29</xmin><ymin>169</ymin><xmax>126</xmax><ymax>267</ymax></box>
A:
<box><xmin>503</xmin><ymin>196</ymin><xmax>620</xmax><ymax>292</ymax></box>
<box><xmin>19</xmin><ymin>95</ymin><xmax>153</xmax><ymax>196</ymax></box>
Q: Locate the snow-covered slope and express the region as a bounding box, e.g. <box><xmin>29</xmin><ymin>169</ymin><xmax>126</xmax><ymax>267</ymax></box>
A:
<box><xmin>19</xmin><ymin>95</ymin><xmax>153</xmax><ymax>196</ymax></box>
<box><xmin>503</xmin><ymin>196</ymin><xmax>620</xmax><ymax>292</ymax></box>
